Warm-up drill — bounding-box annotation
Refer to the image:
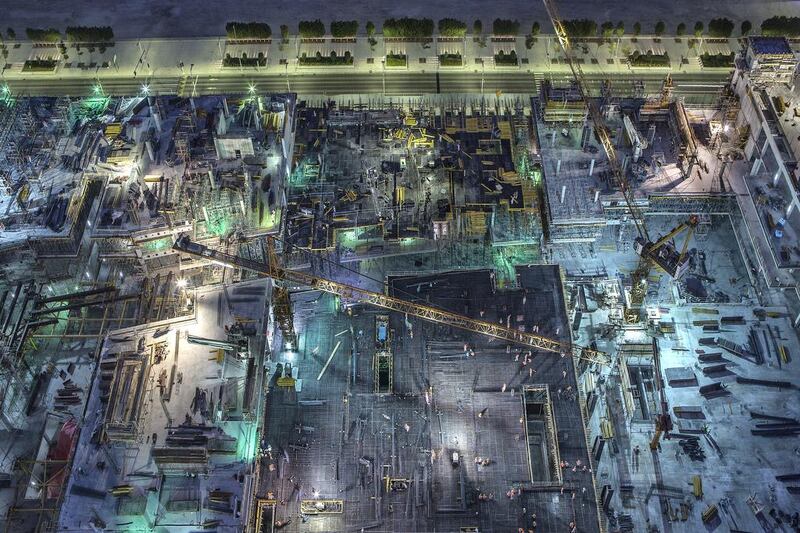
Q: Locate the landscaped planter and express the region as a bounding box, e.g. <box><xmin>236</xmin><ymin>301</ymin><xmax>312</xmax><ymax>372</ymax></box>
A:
<box><xmin>386</xmin><ymin>54</ymin><xmax>407</xmax><ymax>68</ymax></box>
<box><xmin>298</xmin><ymin>55</ymin><xmax>354</xmax><ymax>67</ymax></box>
<box><xmin>226</xmin><ymin>38</ymin><xmax>272</xmax><ymax>45</ymax></box>
<box><xmin>22</xmin><ymin>59</ymin><xmax>58</xmax><ymax>71</ymax></box>
<box><xmin>628</xmin><ymin>51</ymin><xmax>671</xmax><ymax>67</ymax></box>
<box><xmin>699</xmin><ymin>52</ymin><xmax>734</xmax><ymax>68</ymax></box>
<box><xmin>494</xmin><ymin>51</ymin><xmax>519</xmax><ymax>67</ymax></box>
<box><xmin>222</xmin><ymin>56</ymin><xmax>267</xmax><ymax>68</ymax></box>
<box><xmin>438</xmin><ymin>53</ymin><xmax>463</xmax><ymax>67</ymax></box>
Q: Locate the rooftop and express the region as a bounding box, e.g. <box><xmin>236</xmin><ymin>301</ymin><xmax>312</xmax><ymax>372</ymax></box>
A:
<box><xmin>748</xmin><ymin>36</ymin><xmax>793</xmax><ymax>56</ymax></box>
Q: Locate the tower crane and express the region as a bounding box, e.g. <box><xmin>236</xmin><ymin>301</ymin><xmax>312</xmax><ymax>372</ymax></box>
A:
<box><xmin>542</xmin><ymin>0</ymin><xmax>696</xmax><ymax>325</ymax></box>
<box><xmin>173</xmin><ymin>235</ymin><xmax>610</xmax><ymax>365</ymax></box>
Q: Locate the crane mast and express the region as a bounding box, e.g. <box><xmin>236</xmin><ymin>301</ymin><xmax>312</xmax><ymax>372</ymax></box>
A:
<box><xmin>173</xmin><ymin>235</ymin><xmax>609</xmax><ymax>365</ymax></box>
<box><xmin>541</xmin><ymin>0</ymin><xmax>697</xmax><ymax>323</ymax></box>
<box><xmin>543</xmin><ymin>0</ymin><xmax>649</xmax><ymax>242</ymax></box>
<box><xmin>543</xmin><ymin>0</ymin><xmax>680</xmax><ymax>443</ymax></box>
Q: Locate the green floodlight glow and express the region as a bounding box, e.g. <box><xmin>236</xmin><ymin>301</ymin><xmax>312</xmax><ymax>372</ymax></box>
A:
<box><xmin>0</xmin><ymin>84</ymin><xmax>12</xmax><ymax>106</ymax></box>
<box><xmin>248</xmin><ymin>83</ymin><xmax>257</xmax><ymax>95</ymax></box>
<box><xmin>92</xmin><ymin>83</ymin><xmax>103</xmax><ymax>95</ymax></box>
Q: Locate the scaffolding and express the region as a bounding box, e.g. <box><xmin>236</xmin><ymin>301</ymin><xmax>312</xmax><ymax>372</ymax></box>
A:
<box><xmin>522</xmin><ymin>386</ymin><xmax>562</xmax><ymax>486</ymax></box>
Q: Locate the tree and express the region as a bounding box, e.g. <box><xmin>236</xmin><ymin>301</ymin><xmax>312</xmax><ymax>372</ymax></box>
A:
<box><xmin>562</xmin><ymin>19</ymin><xmax>597</xmax><ymax>37</ymax></box>
<box><xmin>760</xmin><ymin>16</ymin><xmax>800</xmax><ymax>37</ymax></box>
<box><xmin>654</xmin><ymin>21</ymin><xmax>665</xmax><ymax>36</ymax></box>
<box><xmin>676</xmin><ymin>22</ymin><xmax>686</xmax><ymax>36</ymax></box>
<box><xmin>225</xmin><ymin>22</ymin><xmax>271</xmax><ymax>39</ymax></box>
<box><xmin>473</xmin><ymin>20</ymin><xmax>483</xmax><ymax>35</ymax></box>
<box><xmin>366</xmin><ymin>21</ymin><xmax>375</xmax><ymax>37</ymax></box>
<box><xmin>708</xmin><ymin>18</ymin><xmax>734</xmax><ymax>38</ymax></box>
<box><xmin>330</xmin><ymin>20</ymin><xmax>358</xmax><ymax>38</ymax></box>
<box><xmin>531</xmin><ymin>21</ymin><xmax>540</xmax><ymax>36</ymax></box>
<box><xmin>383</xmin><ymin>18</ymin><xmax>434</xmax><ymax>39</ymax></box>
<box><xmin>601</xmin><ymin>21</ymin><xmax>614</xmax><ymax>38</ymax></box>
<box><xmin>299</xmin><ymin>20</ymin><xmax>325</xmax><ymax>39</ymax></box>
<box><xmin>492</xmin><ymin>19</ymin><xmax>520</xmax><ymax>36</ymax></box>
<box><xmin>614</xmin><ymin>21</ymin><xmax>625</xmax><ymax>37</ymax></box>
<box><xmin>65</xmin><ymin>26</ymin><xmax>114</xmax><ymax>43</ymax></box>
<box><xmin>25</xmin><ymin>28</ymin><xmax>61</xmax><ymax>42</ymax></box>
<box><xmin>740</xmin><ymin>20</ymin><xmax>752</xmax><ymax>36</ymax></box>
<box><xmin>693</xmin><ymin>21</ymin><xmax>704</xmax><ymax>37</ymax></box>
<box><xmin>633</xmin><ymin>22</ymin><xmax>641</xmax><ymax>36</ymax></box>
<box><xmin>280</xmin><ymin>24</ymin><xmax>289</xmax><ymax>41</ymax></box>
<box><xmin>438</xmin><ymin>18</ymin><xmax>467</xmax><ymax>37</ymax></box>
<box><xmin>6</xmin><ymin>28</ymin><xmax>15</xmax><ymax>40</ymax></box>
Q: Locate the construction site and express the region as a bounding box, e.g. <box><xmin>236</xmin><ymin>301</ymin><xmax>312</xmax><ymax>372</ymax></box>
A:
<box><xmin>1</xmin><ymin>9</ymin><xmax>800</xmax><ymax>533</ymax></box>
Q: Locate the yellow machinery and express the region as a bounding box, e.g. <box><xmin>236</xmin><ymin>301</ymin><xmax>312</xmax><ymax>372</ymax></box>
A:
<box><xmin>173</xmin><ymin>235</ymin><xmax>609</xmax><ymax>365</ymax></box>
<box><xmin>276</xmin><ymin>362</ymin><xmax>296</xmax><ymax>388</ymax></box>
<box><xmin>339</xmin><ymin>189</ymin><xmax>358</xmax><ymax>202</ymax></box>
<box><xmin>691</xmin><ymin>475</ymin><xmax>703</xmax><ymax>499</ymax></box>
<box><xmin>543</xmin><ymin>0</ymin><xmax>695</xmax><ymax>448</ymax></box>
<box><xmin>384</xmin><ymin>476</ymin><xmax>410</xmax><ymax>493</ymax></box>
<box><xmin>299</xmin><ymin>499</ymin><xmax>344</xmax><ymax>514</ymax></box>
<box><xmin>543</xmin><ymin>0</ymin><xmax>695</xmax><ymax>325</ymax></box>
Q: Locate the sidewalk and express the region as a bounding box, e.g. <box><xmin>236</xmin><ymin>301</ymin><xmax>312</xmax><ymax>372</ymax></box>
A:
<box><xmin>0</xmin><ymin>34</ymin><xmax>742</xmax><ymax>85</ymax></box>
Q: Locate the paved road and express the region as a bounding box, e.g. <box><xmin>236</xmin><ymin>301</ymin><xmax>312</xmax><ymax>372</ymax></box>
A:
<box><xmin>5</xmin><ymin>70</ymin><xmax>728</xmax><ymax>102</ymax></box>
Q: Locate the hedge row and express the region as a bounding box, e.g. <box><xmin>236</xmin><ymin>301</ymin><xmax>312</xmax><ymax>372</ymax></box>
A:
<box><xmin>331</xmin><ymin>20</ymin><xmax>358</xmax><ymax>38</ymax></box>
<box><xmin>700</xmin><ymin>52</ymin><xmax>734</xmax><ymax>68</ymax></box>
<box><xmin>761</xmin><ymin>16</ymin><xmax>800</xmax><ymax>37</ymax></box>
<box><xmin>25</xmin><ymin>28</ymin><xmax>61</xmax><ymax>42</ymax></box>
<box><xmin>438</xmin><ymin>18</ymin><xmax>467</xmax><ymax>37</ymax></box>
<box><xmin>383</xmin><ymin>17</ymin><xmax>434</xmax><ymax>39</ymax></box>
<box><xmin>299</xmin><ymin>20</ymin><xmax>325</xmax><ymax>39</ymax></box>
<box><xmin>299</xmin><ymin>54</ymin><xmax>354</xmax><ymax>66</ymax></box>
<box><xmin>628</xmin><ymin>51</ymin><xmax>670</xmax><ymax>67</ymax></box>
<box><xmin>386</xmin><ymin>54</ymin><xmax>407</xmax><ymax>67</ymax></box>
<box><xmin>225</xmin><ymin>22</ymin><xmax>272</xmax><ymax>39</ymax></box>
<box><xmin>65</xmin><ymin>26</ymin><xmax>114</xmax><ymax>43</ymax></box>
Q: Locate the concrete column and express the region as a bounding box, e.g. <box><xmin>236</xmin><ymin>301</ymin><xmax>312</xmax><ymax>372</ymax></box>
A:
<box><xmin>560</xmin><ymin>185</ymin><xmax>566</xmax><ymax>204</ymax></box>
<box><xmin>556</xmin><ymin>159</ymin><xmax>561</xmax><ymax>176</ymax></box>
<box><xmin>647</xmin><ymin>124</ymin><xmax>656</xmax><ymax>145</ymax></box>
<box><xmin>773</xmin><ymin>169</ymin><xmax>781</xmax><ymax>187</ymax></box>
<box><xmin>145</xmin><ymin>140</ymin><xmax>155</xmax><ymax>162</ymax></box>
<box><xmin>750</xmin><ymin>158</ymin><xmax>762</xmax><ymax>177</ymax></box>
<box><xmin>589</xmin><ymin>158</ymin><xmax>595</xmax><ymax>177</ymax></box>
<box><xmin>787</xmin><ymin>201</ymin><xmax>795</xmax><ymax>217</ymax></box>
<box><xmin>551</xmin><ymin>131</ymin><xmax>557</xmax><ymax>147</ymax></box>
<box><xmin>594</xmin><ymin>190</ymin><xmax>600</xmax><ymax>203</ymax></box>
<box><xmin>147</xmin><ymin>97</ymin><xmax>162</xmax><ymax>133</ymax></box>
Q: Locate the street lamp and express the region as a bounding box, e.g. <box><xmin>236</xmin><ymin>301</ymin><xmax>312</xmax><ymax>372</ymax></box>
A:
<box><xmin>140</xmin><ymin>83</ymin><xmax>150</xmax><ymax>96</ymax></box>
<box><xmin>248</xmin><ymin>83</ymin><xmax>257</xmax><ymax>97</ymax></box>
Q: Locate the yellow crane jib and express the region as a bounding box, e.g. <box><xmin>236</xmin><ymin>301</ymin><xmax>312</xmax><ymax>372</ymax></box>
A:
<box><xmin>173</xmin><ymin>235</ymin><xmax>609</xmax><ymax>365</ymax></box>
